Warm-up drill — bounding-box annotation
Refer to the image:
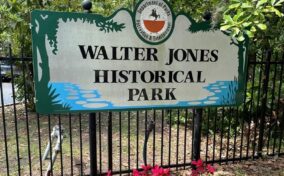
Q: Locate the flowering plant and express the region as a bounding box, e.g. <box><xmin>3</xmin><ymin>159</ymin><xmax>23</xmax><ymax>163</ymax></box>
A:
<box><xmin>133</xmin><ymin>165</ymin><xmax>170</xmax><ymax>176</ymax></box>
<box><xmin>107</xmin><ymin>165</ymin><xmax>170</xmax><ymax>176</ymax></box>
<box><xmin>191</xmin><ymin>159</ymin><xmax>215</xmax><ymax>176</ymax></box>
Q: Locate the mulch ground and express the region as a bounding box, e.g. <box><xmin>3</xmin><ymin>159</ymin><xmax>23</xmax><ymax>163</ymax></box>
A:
<box><xmin>216</xmin><ymin>156</ymin><xmax>284</xmax><ymax>176</ymax></box>
<box><xmin>177</xmin><ymin>155</ymin><xmax>284</xmax><ymax>176</ymax></box>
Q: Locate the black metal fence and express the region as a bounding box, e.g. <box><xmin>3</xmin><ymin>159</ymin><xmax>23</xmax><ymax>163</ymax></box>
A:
<box><xmin>0</xmin><ymin>45</ymin><xmax>283</xmax><ymax>176</ymax></box>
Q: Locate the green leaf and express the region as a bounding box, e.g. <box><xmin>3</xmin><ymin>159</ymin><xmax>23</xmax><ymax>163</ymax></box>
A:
<box><xmin>220</xmin><ymin>24</ymin><xmax>232</xmax><ymax>31</ymax></box>
<box><xmin>274</xmin><ymin>8</ymin><xmax>284</xmax><ymax>16</ymax></box>
<box><xmin>257</xmin><ymin>23</ymin><xmax>267</xmax><ymax>30</ymax></box>
<box><xmin>224</xmin><ymin>15</ymin><xmax>233</xmax><ymax>23</ymax></box>
<box><xmin>253</xmin><ymin>11</ymin><xmax>259</xmax><ymax>16</ymax></box>
<box><xmin>273</xmin><ymin>0</ymin><xmax>284</xmax><ymax>6</ymax></box>
<box><xmin>250</xmin><ymin>26</ymin><xmax>257</xmax><ymax>32</ymax></box>
<box><xmin>245</xmin><ymin>30</ymin><xmax>254</xmax><ymax>38</ymax></box>
<box><xmin>265</xmin><ymin>6</ymin><xmax>284</xmax><ymax>16</ymax></box>
<box><xmin>241</xmin><ymin>2</ymin><xmax>253</xmax><ymax>8</ymax></box>
<box><xmin>242</xmin><ymin>22</ymin><xmax>252</xmax><ymax>27</ymax></box>
<box><xmin>237</xmin><ymin>34</ymin><xmax>245</xmax><ymax>41</ymax></box>
<box><xmin>233</xmin><ymin>11</ymin><xmax>245</xmax><ymax>21</ymax></box>
<box><xmin>232</xmin><ymin>27</ymin><xmax>241</xmax><ymax>36</ymax></box>
<box><xmin>271</xmin><ymin>0</ymin><xmax>276</xmax><ymax>5</ymax></box>
<box><xmin>256</xmin><ymin>0</ymin><xmax>268</xmax><ymax>8</ymax></box>
<box><xmin>229</xmin><ymin>3</ymin><xmax>241</xmax><ymax>9</ymax></box>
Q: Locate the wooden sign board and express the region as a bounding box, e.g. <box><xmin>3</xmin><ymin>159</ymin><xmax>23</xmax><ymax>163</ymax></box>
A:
<box><xmin>31</xmin><ymin>0</ymin><xmax>247</xmax><ymax>114</ymax></box>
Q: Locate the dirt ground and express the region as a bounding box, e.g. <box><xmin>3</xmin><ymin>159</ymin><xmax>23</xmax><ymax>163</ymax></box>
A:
<box><xmin>215</xmin><ymin>156</ymin><xmax>284</xmax><ymax>176</ymax></box>
<box><xmin>177</xmin><ymin>156</ymin><xmax>284</xmax><ymax>176</ymax></box>
<box><xmin>1</xmin><ymin>104</ymin><xmax>284</xmax><ymax>176</ymax></box>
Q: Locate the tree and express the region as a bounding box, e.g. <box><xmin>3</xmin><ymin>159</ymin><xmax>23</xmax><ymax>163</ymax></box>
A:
<box><xmin>0</xmin><ymin>0</ymin><xmax>134</xmax><ymax>109</ymax></box>
<box><xmin>169</xmin><ymin>0</ymin><xmax>284</xmax><ymax>51</ymax></box>
<box><xmin>0</xmin><ymin>0</ymin><xmax>283</xmax><ymax>110</ymax></box>
<box><xmin>220</xmin><ymin>0</ymin><xmax>284</xmax><ymax>51</ymax></box>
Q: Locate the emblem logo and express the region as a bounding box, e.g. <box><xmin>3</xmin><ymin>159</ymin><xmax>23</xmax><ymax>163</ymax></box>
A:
<box><xmin>135</xmin><ymin>0</ymin><xmax>174</xmax><ymax>44</ymax></box>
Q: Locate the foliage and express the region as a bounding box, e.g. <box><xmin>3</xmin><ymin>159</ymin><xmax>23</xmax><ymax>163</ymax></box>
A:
<box><xmin>220</xmin><ymin>0</ymin><xmax>284</xmax><ymax>42</ymax></box>
<box><xmin>202</xmin><ymin>107</ymin><xmax>241</xmax><ymax>137</ymax></box>
<box><xmin>133</xmin><ymin>165</ymin><xmax>170</xmax><ymax>176</ymax></box>
<box><xmin>166</xmin><ymin>110</ymin><xmax>192</xmax><ymax>126</ymax></box>
<box><xmin>0</xmin><ymin>0</ymin><xmax>131</xmax><ymax>110</ymax></box>
<box><xmin>168</xmin><ymin>0</ymin><xmax>220</xmax><ymax>21</ymax></box>
<box><xmin>0</xmin><ymin>0</ymin><xmax>283</xmax><ymax>54</ymax></box>
<box><xmin>0</xmin><ymin>0</ymin><xmax>133</xmax><ymax>55</ymax></box>
<box><xmin>169</xmin><ymin>0</ymin><xmax>284</xmax><ymax>51</ymax></box>
<box><xmin>13</xmin><ymin>62</ymin><xmax>35</xmax><ymax>110</ymax></box>
<box><xmin>107</xmin><ymin>165</ymin><xmax>170</xmax><ymax>176</ymax></box>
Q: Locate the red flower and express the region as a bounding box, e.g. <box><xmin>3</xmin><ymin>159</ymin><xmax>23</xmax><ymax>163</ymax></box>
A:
<box><xmin>107</xmin><ymin>170</ymin><xmax>112</xmax><ymax>176</ymax></box>
<box><xmin>150</xmin><ymin>165</ymin><xmax>170</xmax><ymax>176</ymax></box>
<box><xmin>152</xmin><ymin>165</ymin><xmax>162</xmax><ymax>176</ymax></box>
<box><xmin>141</xmin><ymin>164</ymin><xmax>152</xmax><ymax>175</ymax></box>
<box><xmin>191</xmin><ymin>169</ymin><xmax>199</xmax><ymax>176</ymax></box>
<box><xmin>206</xmin><ymin>164</ymin><xmax>215</xmax><ymax>174</ymax></box>
<box><xmin>191</xmin><ymin>159</ymin><xmax>203</xmax><ymax>168</ymax></box>
<box><xmin>132</xmin><ymin>169</ymin><xmax>140</xmax><ymax>176</ymax></box>
<box><xmin>196</xmin><ymin>166</ymin><xmax>205</xmax><ymax>174</ymax></box>
<box><xmin>162</xmin><ymin>168</ymin><xmax>170</xmax><ymax>176</ymax></box>
<box><xmin>142</xmin><ymin>164</ymin><xmax>152</xmax><ymax>172</ymax></box>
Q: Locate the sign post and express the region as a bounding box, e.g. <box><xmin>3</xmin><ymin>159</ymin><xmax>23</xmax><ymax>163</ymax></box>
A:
<box><xmin>31</xmin><ymin>0</ymin><xmax>248</xmax><ymax>173</ymax></box>
<box><xmin>89</xmin><ymin>113</ymin><xmax>97</xmax><ymax>176</ymax></box>
<box><xmin>81</xmin><ymin>0</ymin><xmax>98</xmax><ymax>175</ymax></box>
<box><xmin>192</xmin><ymin>109</ymin><xmax>203</xmax><ymax>161</ymax></box>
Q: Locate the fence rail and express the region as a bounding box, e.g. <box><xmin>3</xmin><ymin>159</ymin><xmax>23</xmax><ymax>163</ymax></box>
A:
<box><xmin>0</xmin><ymin>47</ymin><xmax>283</xmax><ymax>175</ymax></box>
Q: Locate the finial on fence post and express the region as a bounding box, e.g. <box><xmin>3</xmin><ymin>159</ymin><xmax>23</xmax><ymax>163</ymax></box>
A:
<box><xmin>81</xmin><ymin>0</ymin><xmax>92</xmax><ymax>13</ymax></box>
<box><xmin>203</xmin><ymin>11</ymin><xmax>212</xmax><ymax>21</ymax></box>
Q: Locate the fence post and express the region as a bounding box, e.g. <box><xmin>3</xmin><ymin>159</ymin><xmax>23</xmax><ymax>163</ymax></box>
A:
<box><xmin>257</xmin><ymin>49</ymin><xmax>272</xmax><ymax>157</ymax></box>
<box><xmin>108</xmin><ymin>112</ymin><xmax>113</xmax><ymax>171</ymax></box>
<box><xmin>192</xmin><ymin>109</ymin><xmax>203</xmax><ymax>161</ymax></box>
<box><xmin>89</xmin><ymin>113</ymin><xmax>97</xmax><ymax>175</ymax></box>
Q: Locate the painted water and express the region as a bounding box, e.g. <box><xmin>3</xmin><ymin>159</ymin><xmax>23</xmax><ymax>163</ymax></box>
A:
<box><xmin>50</xmin><ymin>80</ymin><xmax>238</xmax><ymax>111</ymax></box>
<box><xmin>185</xmin><ymin>80</ymin><xmax>238</xmax><ymax>106</ymax></box>
<box><xmin>50</xmin><ymin>83</ymin><xmax>113</xmax><ymax>111</ymax></box>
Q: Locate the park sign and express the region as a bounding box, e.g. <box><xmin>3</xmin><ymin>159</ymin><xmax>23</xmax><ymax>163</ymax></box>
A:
<box><xmin>31</xmin><ymin>0</ymin><xmax>247</xmax><ymax>114</ymax></box>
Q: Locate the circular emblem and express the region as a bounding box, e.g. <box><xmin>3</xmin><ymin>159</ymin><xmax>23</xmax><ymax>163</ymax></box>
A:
<box><xmin>135</xmin><ymin>0</ymin><xmax>174</xmax><ymax>44</ymax></box>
